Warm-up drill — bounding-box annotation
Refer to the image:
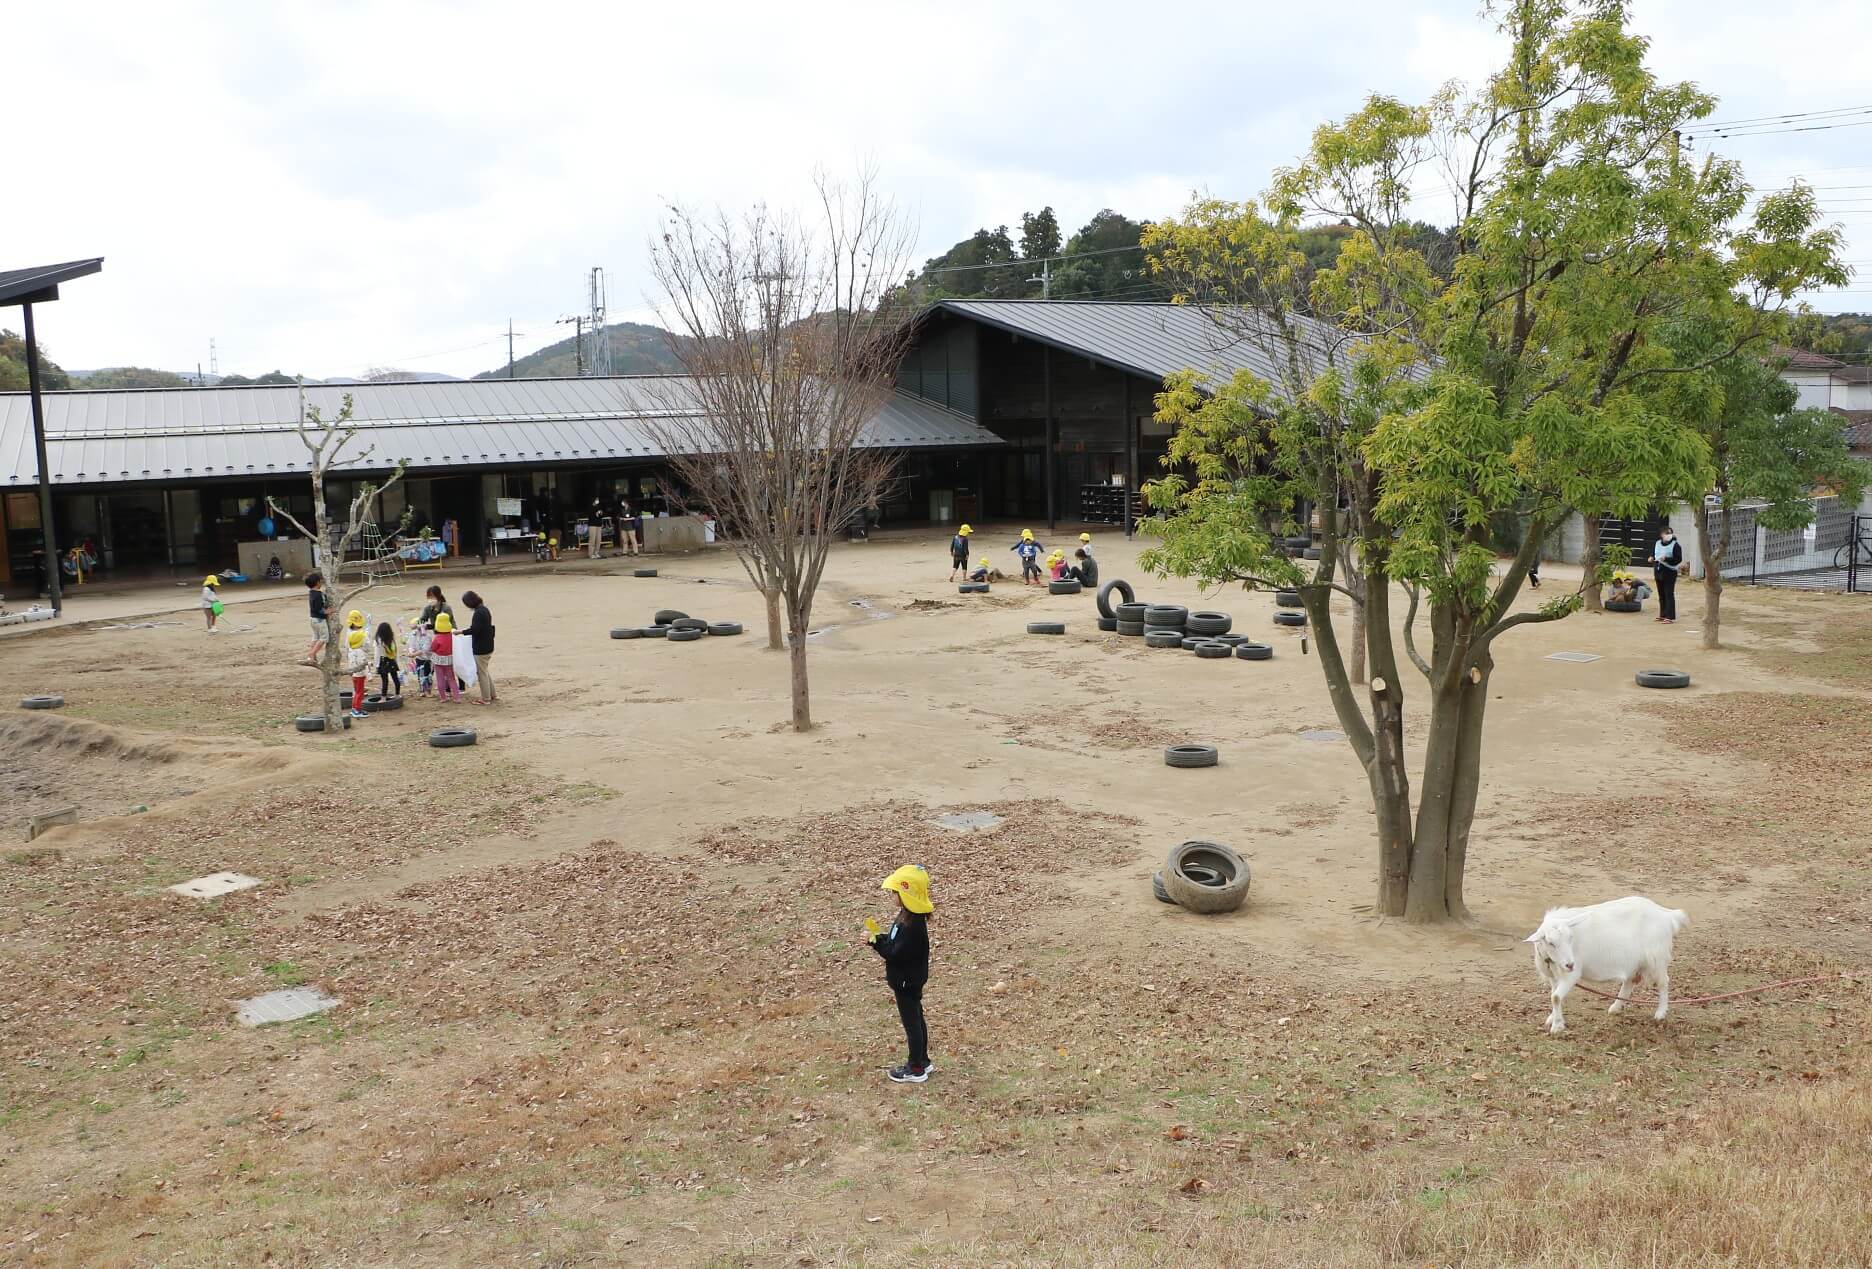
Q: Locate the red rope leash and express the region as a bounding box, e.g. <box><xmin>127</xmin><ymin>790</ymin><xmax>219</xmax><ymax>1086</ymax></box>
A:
<box><xmin>1568</xmin><ymin>973</ymin><xmax>1842</xmax><ymax>1007</ymax></box>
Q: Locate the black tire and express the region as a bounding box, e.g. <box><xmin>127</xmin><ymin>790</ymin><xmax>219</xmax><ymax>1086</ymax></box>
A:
<box><xmin>1114</xmin><ymin>601</ymin><xmax>1148</xmax><ymax>623</ymax></box>
<box><xmin>1117</xmin><ymin>620</ymin><xmax>1146</xmax><ymax>637</ymax></box>
<box><xmin>1235</xmin><ymin>642</ymin><xmax>1273</xmax><ymax>661</ymax></box>
<box><xmin>959</xmin><ymin>582</ymin><xmax>989</xmax><ymax>594</ymax></box>
<box><xmin>1180</xmin><ymin>636</ymin><xmax>1206</xmax><ymax>650</ymax></box>
<box><xmin>19</xmin><ymin>695</ymin><xmax>63</xmax><ymax>710</ymax></box>
<box><xmin>1048</xmin><ymin>579</ymin><xmax>1082</xmax><ymax>595</ymax></box>
<box><xmin>654</xmin><ymin>609</ymin><xmax>689</xmax><ymax>626</ymax></box>
<box><xmin>1273</xmin><ymin>611</ymin><xmax>1308</xmax><ymax>627</ymax></box>
<box><xmin>670</xmin><ymin>617</ymin><xmax>709</xmax><ymax>632</ymax></box>
<box><xmin>1143</xmin><ymin>604</ymin><xmax>1188</xmax><ymax>628</ymax></box>
<box><xmin>294</xmin><ymin>714</ymin><xmax>352</xmax><ymax>732</ymax></box>
<box><xmin>428</xmin><ymin>727</ymin><xmax>477</xmax><ymax>748</ymax></box>
<box><xmin>1605</xmin><ymin>599</ymin><xmax>1643</xmax><ymax>613</ymax></box>
<box><xmin>707</xmin><ymin>622</ymin><xmax>744</xmax><ymax>637</ymax></box>
<box><xmin>611</xmin><ymin>626</ymin><xmax>642</xmax><ymax>639</ymax></box>
<box><xmin>641</xmin><ymin>625</ymin><xmax>671</xmax><ymax>638</ymax></box>
<box><xmin>633</xmin><ymin>568</ymin><xmax>658</xmax><ymax>578</ymax></box>
<box><xmin>1145</xmin><ymin>630</ymin><xmax>1184</xmax><ymax>649</ymax></box>
<box><xmin>1162</xmin><ymin>840</ymin><xmax>1250</xmax><ymax>913</ymax></box>
<box><xmin>667</xmin><ymin>628</ymin><xmax>704</xmax><ymax>642</ymax></box>
<box><xmin>1302</xmin><ymin>547</ymin><xmax>1322</xmax><ymax>560</ymax></box>
<box><xmin>1164</xmin><ymin>743</ymin><xmax>1219</xmax><ymax>768</ymax></box>
<box><xmin>1187</xmin><ymin>611</ymin><xmax>1232</xmax><ymax>636</ymax></box>
<box><xmin>1152</xmin><ymin>871</ymin><xmax>1174</xmax><ymax>904</ymax></box>
<box><xmin>1210</xmin><ymin>633</ymin><xmax>1248</xmax><ymax>645</ymax></box>
<box><xmin>1636</xmin><ymin>669</ymin><xmax>1691</xmax><ymax>689</ymax></box>
<box><xmin>1027</xmin><ymin>621</ymin><xmax>1066</xmax><ymax>635</ymax></box>
<box><xmin>1097</xmin><ymin>616</ymin><xmax>1118</xmax><ymax>632</ymax></box>
<box><xmin>1285</xmin><ymin>536</ymin><xmax>1313</xmax><ymax>550</ymax></box>
<box><xmin>363</xmin><ymin>694</ymin><xmax>403</xmax><ymax>712</ymax></box>
<box><xmin>1194</xmin><ymin>642</ymin><xmax>1232</xmax><ymax>659</ymax></box>
<box><xmin>1096</xmin><ymin>578</ymin><xmax>1136</xmax><ymax>619</ymax></box>
<box><xmin>1274</xmin><ymin>589</ymin><xmax>1303</xmax><ymax>608</ymax></box>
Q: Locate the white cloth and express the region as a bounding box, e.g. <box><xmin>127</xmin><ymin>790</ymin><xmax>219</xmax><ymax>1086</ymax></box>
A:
<box><xmin>453</xmin><ymin>640</ymin><xmax>478</xmax><ymax>689</ymax></box>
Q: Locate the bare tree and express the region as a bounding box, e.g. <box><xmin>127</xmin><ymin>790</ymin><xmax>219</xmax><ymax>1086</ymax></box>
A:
<box><xmin>266</xmin><ymin>386</ymin><xmax>409</xmax><ymax>731</ymax></box>
<box><xmin>646</xmin><ymin>170</ymin><xmax>914</xmax><ymax>731</ymax></box>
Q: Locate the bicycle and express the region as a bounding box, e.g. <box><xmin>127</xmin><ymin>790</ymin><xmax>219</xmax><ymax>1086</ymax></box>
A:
<box><xmin>1832</xmin><ymin>537</ymin><xmax>1872</xmax><ymax>570</ymax></box>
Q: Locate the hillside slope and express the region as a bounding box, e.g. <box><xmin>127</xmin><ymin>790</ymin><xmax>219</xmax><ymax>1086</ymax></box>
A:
<box><xmin>476</xmin><ymin>321</ymin><xmax>686</xmax><ymax>379</ymax></box>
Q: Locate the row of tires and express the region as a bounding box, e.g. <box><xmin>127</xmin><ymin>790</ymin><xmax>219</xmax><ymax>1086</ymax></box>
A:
<box><xmin>611</xmin><ymin>610</ymin><xmax>744</xmax><ymax>641</ymax></box>
<box><xmin>291</xmin><ymin>712</ymin><xmax>477</xmax><ymax>747</ymax></box>
<box><xmin>1151</xmin><ymin>839</ymin><xmax>1251</xmax><ymax>914</ymax></box>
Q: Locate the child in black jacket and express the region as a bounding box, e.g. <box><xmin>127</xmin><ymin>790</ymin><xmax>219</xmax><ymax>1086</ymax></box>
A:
<box><xmin>867</xmin><ymin>865</ymin><xmax>933</xmax><ymax>1084</ymax></box>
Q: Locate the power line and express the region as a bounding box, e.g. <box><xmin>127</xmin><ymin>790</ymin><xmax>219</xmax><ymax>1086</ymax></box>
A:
<box><xmin>1696</xmin><ymin>104</ymin><xmax>1872</xmax><ymax>129</ymax></box>
<box><xmin>921</xmin><ymin>242</ymin><xmax>1145</xmax><ymax>276</ymax></box>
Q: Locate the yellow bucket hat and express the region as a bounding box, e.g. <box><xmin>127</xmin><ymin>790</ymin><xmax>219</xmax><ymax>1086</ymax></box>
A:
<box><xmin>1079</xmin><ymin>532</ymin><xmax>1092</xmax><ymax>543</ymax></box>
<box><xmin>203</xmin><ymin>574</ymin><xmax>220</xmax><ymax>587</ymax></box>
<box><xmin>958</xmin><ymin>523</ymin><xmax>973</xmax><ymax>535</ymax></box>
<box><xmin>434</xmin><ymin>612</ymin><xmax>453</xmax><ymax>633</ymax></box>
<box><xmin>881</xmin><ymin>864</ymin><xmax>932</xmax><ymax>914</ymax></box>
<box><xmin>1021</xmin><ymin>528</ymin><xmax>1034</xmax><ymax>540</ymax></box>
<box><xmin>346</xmin><ymin>609</ymin><xmax>365</xmax><ymax>628</ymax></box>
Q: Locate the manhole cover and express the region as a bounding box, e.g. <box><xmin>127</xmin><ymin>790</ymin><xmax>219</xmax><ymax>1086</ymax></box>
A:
<box><xmin>1298</xmin><ymin>729</ymin><xmax>1345</xmax><ymax>743</ymax></box>
<box><xmin>236</xmin><ymin>988</ymin><xmax>339</xmax><ymax>1027</ymax></box>
<box><xmin>933</xmin><ymin>810</ymin><xmax>1003</xmax><ymax>831</ymax></box>
<box><xmin>1546</xmin><ymin>651</ymin><xmax>1602</xmax><ymax>664</ymax></box>
<box><xmin>169</xmin><ymin>871</ymin><xmax>262</xmax><ymax>899</ymax></box>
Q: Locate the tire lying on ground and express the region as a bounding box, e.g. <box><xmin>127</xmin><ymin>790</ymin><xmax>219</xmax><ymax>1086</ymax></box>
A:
<box><xmin>1285</xmin><ymin>536</ymin><xmax>1313</xmax><ymax>550</ymax></box>
<box><xmin>1194</xmin><ymin>642</ymin><xmax>1232</xmax><ymax>659</ymax></box>
<box><xmin>1114</xmin><ymin>601</ymin><xmax>1148</xmax><ymax>623</ymax></box>
<box><xmin>1302</xmin><ymin>547</ymin><xmax>1322</xmax><ymax>560</ymax></box>
<box><xmin>707</xmin><ymin>622</ymin><xmax>744</xmax><ymax>637</ymax></box>
<box><xmin>667</xmin><ymin>628</ymin><xmax>704</xmax><ymax>642</ymax></box>
<box><xmin>1180</xmin><ymin>636</ymin><xmax>1206</xmax><ymax>650</ymax></box>
<box><xmin>1116</xmin><ymin>620</ymin><xmax>1146</xmax><ymax>637</ymax></box>
<box><xmin>428</xmin><ymin>726</ymin><xmax>477</xmax><ymax>748</ymax></box>
<box><xmin>1048</xmin><ymin>579</ymin><xmax>1083</xmax><ymax>595</ymax></box>
<box><xmin>1210</xmin><ymin>633</ymin><xmax>1248</xmax><ymax>646</ymax></box>
<box><xmin>1161</xmin><ymin>839</ymin><xmax>1250</xmax><ymax>914</ymax></box>
<box><xmin>1606</xmin><ymin>599</ymin><xmax>1643</xmax><ymax>613</ymax></box>
<box><xmin>1272</xmin><ymin>611</ymin><xmax>1308</xmax><ymax>627</ymax></box>
<box><xmin>1235</xmin><ymin>642</ymin><xmax>1274</xmax><ymax>661</ymax></box>
<box><xmin>1274</xmin><ymin>589</ymin><xmax>1303</xmax><ymax>608</ymax></box>
<box><xmin>1187</xmin><ymin>611</ymin><xmax>1232</xmax><ymax>636</ymax></box>
<box><xmin>1097</xmin><ymin>578</ymin><xmax>1136</xmax><ymax>619</ymax></box>
<box><xmin>1027</xmin><ymin>621</ymin><xmax>1066</xmax><ymax>635</ymax></box>
<box><xmin>1097</xmin><ymin>616</ymin><xmax>1119</xmax><ymax>632</ymax></box>
<box><xmin>1144</xmin><ymin>603</ymin><xmax>1188</xmax><ymax>628</ymax></box>
<box><xmin>1164</xmin><ymin>743</ymin><xmax>1219</xmax><ymax>768</ymax></box>
<box><xmin>19</xmin><ymin>695</ymin><xmax>64</xmax><ymax>710</ymax></box>
<box><xmin>294</xmin><ymin>714</ymin><xmax>352</xmax><ymax>732</ymax></box>
<box><xmin>633</xmin><ymin>568</ymin><xmax>658</xmax><ymax>578</ymax></box>
<box><xmin>641</xmin><ymin>625</ymin><xmax>671</xmax><ymax>638</ymax></box>
<box><xmin>959</xmin><ymin>582</ymin><xmax>990</xmax><ymax>594</ymax></box>
<box><xmin>669</xmin><ymin>617</ymin><xmax>709</xmax><ymax>632</ymax></box>
<box><xmin>1152</xmin><ymin>871</ymin><xmax>1175</xmax><ymax>904</ymax></box>
<box><xmin>363</xmin><ymin>694</ymin><xmax>403</xmax><ymax>712</ymax></box>
<box><xmin>1144</xmin><ymin>630</ymin><xmax>1184</xmax><ymax>649</ymax></box>
<box><xmin>611</xmin><ymin>626</ymin><xmax>642</xmax><ymax>639</ymax></box>
<box><xmin>1635</xmin><ymin>669</ymin><xmax>1691</xmax><ymax>689</ymax></box>
<box><xmin>653</xmin><ymin>609</ymin><xmax>689</xmax><ymax>626</ymax></box>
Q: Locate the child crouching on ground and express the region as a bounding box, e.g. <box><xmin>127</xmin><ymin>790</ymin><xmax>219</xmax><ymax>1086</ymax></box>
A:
<box><xmin>866</xmin><ymin>865</ymin><xmax>933</xmax><ymax>1084</ymax></box>
<box><xmin>431</xmin><ymin>613</ymin><xmax>461</xmax><ymax>701</ymax></box>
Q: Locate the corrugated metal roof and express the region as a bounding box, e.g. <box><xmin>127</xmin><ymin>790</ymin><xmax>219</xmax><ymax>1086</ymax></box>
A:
<box><xmin>0</xmin><ymin>377</ymin><xmax>1000</xmax><ymax>487</ymax></box>
<box><xmin>936</xmin><ymin>298</ymin><xmax>1385</xmax><ymax>393</ymax></box>
<box><xmin>0</xmin><ymin>258</ymin><xmax>103</xmax><ymax>306</ymax></box>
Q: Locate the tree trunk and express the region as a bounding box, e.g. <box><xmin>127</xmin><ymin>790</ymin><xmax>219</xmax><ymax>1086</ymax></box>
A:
<box><xmin>785</xmin><ymin>590</ymin><xmax>813</xmax><ymax>731</ymax></box>
<box><xmin>1348</xmin><ymin>596</ymin><xmax>1368</xmax><ymax>686</ymax></box>
<box><xmin>1694</xmin><ymin>499</ymin><xmax>1723</xmax><ymax>650</ymax></box>
<box><xmin>1580</xmin><ymin>515</ymin><xmax>1603</xmax><ymax>612</ymax></box>
<box><xmin>764</xmin><ymin>587</ymin><xmax>784</xmax><ymax>651</ymax></box>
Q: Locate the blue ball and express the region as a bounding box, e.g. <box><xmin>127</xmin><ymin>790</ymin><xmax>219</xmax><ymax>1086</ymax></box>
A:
<box><xmin>257</xmin><ymin>517</ymin><xmax>276</xmax><ymax>537</ymax></box>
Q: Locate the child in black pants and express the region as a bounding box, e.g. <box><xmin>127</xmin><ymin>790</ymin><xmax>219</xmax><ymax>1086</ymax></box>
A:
<box><xmin>373</xmin><ymin>621</ymin><xmax>402</xmax><ymax>699</ymax></box>
<box><xmin>867</xmin><ymin>864</ymin><xmax>933</xmax><ymax>1084</ymax></box>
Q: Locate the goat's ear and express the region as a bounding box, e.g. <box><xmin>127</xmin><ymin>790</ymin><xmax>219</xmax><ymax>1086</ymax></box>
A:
<box><xmin>1523</xmin><ymin>933</ymin><xmax>1539</xmax><ymax>943</ymax></box>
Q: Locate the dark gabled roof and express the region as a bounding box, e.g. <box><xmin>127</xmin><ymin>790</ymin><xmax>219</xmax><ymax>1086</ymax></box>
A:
<box><xmin>1774</xmin><ymin>346</ymin><xmax>1847</xmax><ymax>370</ymax></box>
<box><xmin>932</xmin><ymin>298</ymin><xmax>1409</xmax><ymax>396</ymax></box>
<box><xmin>1830</xmin><ymin>407</ymin><xmax>1872</xmax><ymax>452</ymax></box>
<box><xmin>0</xmin><ymin>259</ymin><xmax>103</xmax><ymax>307</ymax></box>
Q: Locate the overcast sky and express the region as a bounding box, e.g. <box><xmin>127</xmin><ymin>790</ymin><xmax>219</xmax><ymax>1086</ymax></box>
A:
<box><xmin>10</xmin><ymin>1</ymin><xmax>1872</xmax><ymax>380</ymax></box>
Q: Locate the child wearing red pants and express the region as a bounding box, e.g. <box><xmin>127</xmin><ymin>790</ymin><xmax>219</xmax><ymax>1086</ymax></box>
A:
<box><xmin>431</xmin><ymin>612</ymin><xmax>461</xmax><ymax>701</ymax></box>
<box><xmin>344</xmin><ymin>611</ymin><xmax>371</xmax><ymax>718</ymax></box>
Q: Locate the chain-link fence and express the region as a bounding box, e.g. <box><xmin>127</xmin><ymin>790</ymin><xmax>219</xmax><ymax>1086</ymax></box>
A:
<box><xmin>1715</xmin><ymin>497</ymin><xmax>1870</xmax><ymax>592</ymax></box>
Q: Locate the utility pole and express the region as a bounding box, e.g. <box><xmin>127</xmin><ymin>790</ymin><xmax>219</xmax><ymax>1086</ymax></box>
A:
<box><xmin>557</xmin><ymin>315</ymin><xmax>585</xmax><ymax>375</ymax></box>
<box><xmin>209</xmin><ymin>336</ymin><xmax>218</xmax><ymax>379</ymax></box>
<box><xmin>589</xmin><ymin>267</ymin><xmax>611</xmax><ymax>376</ymax></box>
<box><xmin>507</xmin><ymin>319</ymin><xmax>523</xmax><ymax>378</ymax></box>
<box><xmin>1028</xmin><ymin>255</ymin><xmax>1051</xmax><ymax>300</ymax></box>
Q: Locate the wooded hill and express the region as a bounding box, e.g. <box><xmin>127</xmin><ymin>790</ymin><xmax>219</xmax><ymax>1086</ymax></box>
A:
<box><xmin>474</xmin><ymin>321</ymin><xmax>687</xmax><ymax>380</ymax></box>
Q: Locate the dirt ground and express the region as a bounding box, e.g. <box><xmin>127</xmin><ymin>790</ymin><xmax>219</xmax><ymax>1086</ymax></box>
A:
<box><xmin>2</xmin><ymin>527</ymin><xmax>1868</xmax><ymax>1267</ymax></box>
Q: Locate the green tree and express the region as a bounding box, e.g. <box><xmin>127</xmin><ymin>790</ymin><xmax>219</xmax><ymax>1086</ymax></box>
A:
<box><xmin>1019</xmin><ymin>207</ymin><xmax>1062</xmax><ymax>261</ymax></box>
<box><xmin>1138</xmin><ymin>0</ymin><xmax>1845</xmax><ymax>923</ymax></box>
<box><xmin>0</xmin><ymin>330</ymin><xmax>72</xmax><ymax>391</ymax></box>
<box><xmin>78</xmin><ymin>366</ymin><xmax>189</xmax><ymax>389</ymax></box>
<box><xmin>916</xmin><ymin>226</ymin><xmax>1023</xmax><ymax>299</ymax></box>
<box><xmin>219</xmin><ymin>370</ymin><xmax>302</xmax><ymax>386</ymax></box>
<box><xmin>1050</xmin><ymin>210</ymin><xmax>1157</xmax><ymax>299</ymax></box>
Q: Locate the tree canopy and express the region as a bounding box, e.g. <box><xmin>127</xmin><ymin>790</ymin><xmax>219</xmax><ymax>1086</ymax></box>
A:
<box><xmin>0</xmin><ymin>330</ymin><xmax>72</xmax><ymax>391</ymax></box>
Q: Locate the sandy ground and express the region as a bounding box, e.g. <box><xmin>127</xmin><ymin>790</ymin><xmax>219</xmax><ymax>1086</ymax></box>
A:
<box><xmin>2</xmin><ymin>525</ymin><xmax>1868</xmax><ymax>1265</ymax></box>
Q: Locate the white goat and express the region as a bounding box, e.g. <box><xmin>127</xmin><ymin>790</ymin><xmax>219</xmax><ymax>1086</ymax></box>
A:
<box><xmin>1525</xmin><ymin>895</ymin><xmax>1688</xmax><ymax>1035</ymax></box>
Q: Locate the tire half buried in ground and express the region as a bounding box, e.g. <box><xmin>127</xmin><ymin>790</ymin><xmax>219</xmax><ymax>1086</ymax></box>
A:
<box><xmin>611</xmin><ymin>627</ymin><xmax>642</xmax><ymax>639</ymax></box>
<box><xmin>1164</xmin><ymin>743</ymin><xmax>1219</xmax><ymax>768</ymax></box>
<box><xmin>20</xmin><ymin>695</ymin><xmax>64</xmax><ymax>710</ymax></box>
<box><xmin>1027</xmin><ymin>621</ymin><xmax>1065</xmax><ymax>635</ymax></box>
<box><xmin>1635</xmin><ymin>669</ymin><xmax>1691</xmax><ymax>688</ymax></box>
<box><xmin>428</xmin><ymin>727</ymin><xmax>477</xmax><ymax>748</ymax></box>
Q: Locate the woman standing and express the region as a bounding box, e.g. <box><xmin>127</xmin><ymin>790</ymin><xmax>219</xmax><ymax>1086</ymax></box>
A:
<box><xmin>462</xmin><ymin>589</ymin><xmax>497</xmax><ymax>704</ymax></box>
<box><xmin>419</xmin><ymin>585</ymin><xmax>453</xmax><ymax>630</ymax></box>
<box><xmin>1651</xmin><ymin>526</ymin><xmax>1684</xmax><ymax>624</ymax></box>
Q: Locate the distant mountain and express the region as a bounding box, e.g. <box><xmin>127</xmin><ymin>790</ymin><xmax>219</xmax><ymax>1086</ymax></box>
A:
<box><xmin>476</xmin><ymin>320</ymin><xmax>688</xmax><ymax>379</ymax></box>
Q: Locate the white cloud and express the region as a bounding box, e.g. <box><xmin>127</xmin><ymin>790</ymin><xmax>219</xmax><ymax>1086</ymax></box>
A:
<box><xmin>10</xmin><ymin>0</ymin><xmax>1872</xmax><ymax>378</ymax></box>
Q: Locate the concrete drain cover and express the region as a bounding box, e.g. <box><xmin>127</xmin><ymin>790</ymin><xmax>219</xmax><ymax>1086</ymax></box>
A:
<box><xmin>1546</xmin><ymin>651</ymin><xmax>1602</xmax><ymax>663</ymax></box>
<box><xmin>169</xmin><ymin>871</ymin><xmax>263</xmax><ymax>899</ymax></box>
<box><xmin>237</xmin><ymin>988</ymin><xmax>339</xmax><ymax>1027</ymax></box>
<box><xmin>1298</xmin><ymin>729</ymin><xmax>1345</xmax><ymax>743</ymax></box>
<box><xmin>934</xmin><ymin>810</ymin><xmax>1003</xmax><ymax>831</ymax></box>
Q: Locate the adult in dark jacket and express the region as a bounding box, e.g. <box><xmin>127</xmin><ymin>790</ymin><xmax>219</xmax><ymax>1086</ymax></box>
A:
<box><xmin>867</xmin><ymin>865</ymin><xmax>933</xmax><ymax>1084</ymax></box>
<box><xmin>1650</xmin><ymin>527</ymin><xmax>1684</xmax><ymax>624</ymax></box>
<box><xmin>461</xmin><ymin>589</ymin><xmax>497</xmax><ymax>703</ymax></box>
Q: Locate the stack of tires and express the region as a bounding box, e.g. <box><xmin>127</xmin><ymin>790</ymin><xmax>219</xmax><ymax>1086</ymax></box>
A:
<box><xmin>1143</xmin><ymin>604</ymin><xmax>1187</xmax><ymax>649</ymax></box>
<box><xmin>1151</xmin><ymin>840</ymin><xmax>1251</xmax><ymax>914</ymax></box>
<box><xmin>1095</xmin><ymin>580</ymin><xmax>1134</xmax><ymax>633</ymax></box>
<box><xmin>612</xmin><ymin>609</ymin><xmax>744</xmax><ymax>641</ymax></box>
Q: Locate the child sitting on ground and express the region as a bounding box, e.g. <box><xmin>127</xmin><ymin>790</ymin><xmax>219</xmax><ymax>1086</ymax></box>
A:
<box><xmin>967</xmin><ymin>558</ymin><xmax>1002</xmax><ymax>583</ymax></box>
<box><xmin>1046</xmin><ymin>550</ymin><xmax>1069</xmax><ymax>580</ymax></box>
<box><xmin>374</xmin><ymin>620</ymin><xmax>401</xmax><ymax>700</ymax></box>
<box><xmin>1069</xmin><ymin>547</ymin><xmax>1098</xmax><ymax>587</ymax></box>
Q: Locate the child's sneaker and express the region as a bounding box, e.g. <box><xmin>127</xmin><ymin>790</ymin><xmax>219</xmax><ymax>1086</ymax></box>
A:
<box><xmin>348</xmin><ymin>709</ymin><xmax>369</xmax><ymax>719</ymax></box>
<box><xmin>886</xmin><ymin>1064</ymin><xmax>930</xmax><ymax>1084</ymax></box>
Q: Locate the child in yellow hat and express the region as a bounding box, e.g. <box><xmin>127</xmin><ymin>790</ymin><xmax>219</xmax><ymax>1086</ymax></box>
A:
<box><xmin>430</xmin><ymin>611</ymin><xmax>461</xmax><ymax>702</ymax></box>
<box><xmin>344</xmin><ymin>619</ymin><xmax>373</xmax><ymax>718</ymax></box>
<box><xmin>1010</xmin><ymin>529</ymin><xmax>1044</xmax><ymax>585</ymax></box>
<box><xmin>866</xmin><ymin>864</ymin><xmax>933</xmax><ymax>1083</ymax></box>
<box><xmin>948</xmin><ymin>523</ymin><xmax>973</xmax><ymax>581</ymax></box>
<box><xmin>200</xmin><ymin>574</ymin><xmax>222</xmax><ymax>632</ymax></box>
